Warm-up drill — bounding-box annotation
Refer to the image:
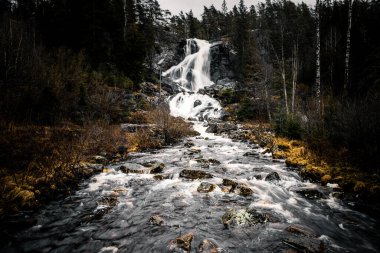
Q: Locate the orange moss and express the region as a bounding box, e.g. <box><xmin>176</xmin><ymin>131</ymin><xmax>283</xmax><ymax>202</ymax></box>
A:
<box><xmin>242</xmin><ymin>122</ymin><xmax>380</xmax><ymax>197</ymax></box>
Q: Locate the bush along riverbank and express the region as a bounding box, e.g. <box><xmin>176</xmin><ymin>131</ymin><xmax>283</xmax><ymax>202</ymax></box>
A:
<box><xmin>205</xmin><ymin>120</ymin><xmax>380</xmax><ymax>207</ymax></box>
<box><xmin>0</xmin><ymin>104</ymin><xmax>196</xmax><ymax>218</ymax></box>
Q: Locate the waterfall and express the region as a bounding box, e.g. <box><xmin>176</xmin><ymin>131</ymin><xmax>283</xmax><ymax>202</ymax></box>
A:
<box><xmin>163</xmin><ymin>39</ymin><xmax>213</xmax><ymax>92</ymax></box>
<box><xmin>165</xmin><ymin>39</ymin><xmax>222</xmax><ymax>121</ymax></box>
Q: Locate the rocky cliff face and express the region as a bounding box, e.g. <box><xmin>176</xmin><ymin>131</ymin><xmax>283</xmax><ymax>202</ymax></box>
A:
<box><xmin>209</xmin><ymin>41</ymin><xmax>236</xmax><ymax>83</ymax></box>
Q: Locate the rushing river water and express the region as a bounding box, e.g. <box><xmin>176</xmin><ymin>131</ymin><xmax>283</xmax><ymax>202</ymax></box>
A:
<box><xmin>2</xmin><ymin>123</ymin><xmax>380</xmax><ymax>253</ymax></box>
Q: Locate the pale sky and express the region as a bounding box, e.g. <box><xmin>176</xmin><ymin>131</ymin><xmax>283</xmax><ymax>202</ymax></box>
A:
<box><xmin>158</xmin><ymin>0</ymin><xmax>314</xmax><ymax>17</ymax></box>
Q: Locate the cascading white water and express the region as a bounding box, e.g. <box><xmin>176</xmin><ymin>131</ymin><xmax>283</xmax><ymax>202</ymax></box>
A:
<box><xmin>163</xmin><ymin>39</ymin><xmax>213</xmax><ymax>92</ymax></box>
<box><xmin>165</xmin><ymin>38</ymin><xmax>222</xmax><ymax>121</ymax></box>
<box><xmin>169</xmin><ymin>93</ymin><xmax>221</xmax><ymax>120</ymax></box>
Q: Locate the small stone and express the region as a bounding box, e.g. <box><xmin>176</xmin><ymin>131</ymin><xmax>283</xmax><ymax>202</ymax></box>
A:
<box><xmin>197</xmin><ymin>239</ymin><xmax>218</xmax><ymax>253</ymax></box>
<box><xmin>194</xmin><ymin>100</ymin><xmax>202</xmax><ymax>107</ymax></box>
<box><xmin>265</xmin><ymin>172</ymin><xmax>281</xmax><ymax>181</ymax></box>
<box><xmin>117</xmin><ymin>146</ymin><xmax>126</xmax><ymax>155</ymax></box>
<box><xmin>321</xmin><ymin>175</ymin><xmax>332</xmax><ymax>186</ymax></box>
<box><xmin>235</xmin><ymin>184</ymin><xmax>254</xmax><ymax>197</ymax></box>
<box><xmin>219</xmin><ymin>185</ymin><xmax>232</xmax><ymax>193</ymax></box>
<box><xmin>149</xmin><ymin>215</ymin><xmax>164</xmax><ymax>226</ymax></box>
<box><xmin>150</xmin><ymin>162</ymin><xmax>165</xmax><ymax>174</ymax></box>
<box><xmin>222</xmin><ymin>178</ymin><xmax>238</xmax><ymax>187</ymax></box>
<box><xmin>119</xmin><ymin>165</ymin><xmax>127</xmax><ymax>173</ymax></box>
<box><xmin>154</xmin><ymin>175</ymin><xmax>164</xmax><ymax>181</ymax></box>
<box><xmin>197</xmin><ymin>182</ymin><xmax>216</xmax><ymax>193</ymax></box>
<box><xmin>169</xmin><ymin>232</ymin><xmax>194</xmax><ymax>252</ymax></box>
<box><xmin>184</xmin><ymin>141</ymin><xmax>195</xmax><ymax>148</ymax></box>
<box><xmin>354</xmin><ymin>181</ymin><xmax>366</xmax><ymax>192</ymax></box>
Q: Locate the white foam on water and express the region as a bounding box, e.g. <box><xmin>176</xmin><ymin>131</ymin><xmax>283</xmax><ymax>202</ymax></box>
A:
<box><xmin>99</xmin><ymin>246</ymin><xmax>119</xmax><ymax>253</ymax></box>
<box><xmin>169</xmin><ymin>92</ymin><xmax>222</xmax><ymax>120</ymax></box>
<box><xmin>163</xmin><ymin>39</ymin><xmax>213</xmax><ymax>92</ymax></box>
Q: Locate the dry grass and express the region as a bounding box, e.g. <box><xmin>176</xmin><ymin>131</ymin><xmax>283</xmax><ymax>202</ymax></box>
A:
<box><xmin>0</xmin><ymin>120</ymin><xmax>126</xmax><ymax>215</ymax></box>
<box><xmin>242</xmin><ymin>122</ymin><xmax>380</xmax><ymax>197</ymax></box>
<box><xmin>124</xmin><ymin>104</ymin><xmax>198</xmax><ymax>151</ymax></box>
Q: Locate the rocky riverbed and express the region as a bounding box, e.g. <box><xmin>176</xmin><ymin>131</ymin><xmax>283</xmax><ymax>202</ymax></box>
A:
<box><xmin>1</xmin><ymin>122</ymin><xmax>379</xmax><ymax>252</ymax></box>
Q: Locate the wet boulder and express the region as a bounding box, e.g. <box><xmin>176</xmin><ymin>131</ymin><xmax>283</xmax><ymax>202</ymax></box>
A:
<box><xmin>197</xmin><ymin>239</ymin><xmax>218</xmax><ymax>253</ymax></box>
<box><xmin>169</xmin><ymin>232</ymin><xmax>194</xmax><ymax>252</ymax></box>
<box><xmin>188</xmin><ymin>148</ymin><xmax>201</xmax><ymax>155</ymax></box>
<box><xmin>197</xmin><ymin>182</ymin><xmax>216</xmax><ymax>193</ymax></box>
<box><xmin>194</xmin><ymin>100</ymin><xmax>202</xmax><ymax>107</ymax></box>
<box><xmin>217</xmin><ymin>122</ymin><xmax>238</xmax><ymax>134</ymax></box>
<box><xmin>221</xmin><ymin>209</ymin><xmax>268</xmax><ymax>228</ymax></box>
<box><xmin>150</xmin><ymin>162</ymin><xmax>165</xmax><ymax>174</ymax></box>
<box><xmin>92</xmin><ymin>155</ymin><xmax>108</xmax><ymax>164</ymax></box>
<box><xmin>243</xmin><ymin>152</ymin><xmax>259</xmax><ymax>158</ymax></box>
<box><xmin>222</xmin><ymin>178</ymin><xmax>238</xmax><ymax>188</ymax></box>
<box><xmin>254</xmin><ymin>175</ymin><xmax>263</xmax><ymax>180</ymax></box>
<box><xmin>234</xmin><ymin>184</ymin><xmax>254</xmax><ymax>197</ymax></box>
<box><xmin>282</xmin><ymin>235</ymin><xmax>325</xmax><ymax>253</ymax></box>
<box><xmin>286</xmin><ymin>224</ymin><xmax>318</xmax><ymax>238</ymax></box>
<box><xmin>154</xmin><ymin>174</ymin><xmax>175</xmax><ymax>181</ymax></box>
<box><xmin>196</xmin><ymin>158</ymin><xmax>221</xmax><ymax>168</ymax></box>
<box><xmin>97</xmin><ymin>196</ymin><xmax>119</xmax><ymax>207</ymax></box>
<box><xmin>180</xmin><ymin>170</ymin><xmax>213</xmax><ymax>180</ymax></box>
<box><xmin>149</xmin><ymin>215</ymin><xmax>164</xmax><ymax>226</ymax></box>
<box><xmin>294</xmin><ymin>188</ymin><xmax>324</xmax><ymax>200</ymax></box>
<box><xmin>205</xmin><ymin>123</ymin><xmax>218</xmax><ymax>133</ymax></box>
<box><xmin>265</xmin><ymin>172</ymin><xmax>281</xmax><ymax>181</ymax></box>
<box><xmin>184</xmin><ymin>141</ymin><xmax>195</xmax><ymax>148</ymax></box>
<box><xmin>89</xmin><ymin>196</ymin><xmax>119</xmax><ymax>220</ymax></box>
<box><xmin>222</xmin><ymin>179</ymin><xmax>253</xmax><ymax>197</ymax></box>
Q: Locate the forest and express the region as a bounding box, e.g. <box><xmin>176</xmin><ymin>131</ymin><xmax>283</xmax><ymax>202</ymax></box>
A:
<box><xmin>0</xmin><ymin>0</ymin><xmax>380</xmax><ymax>233</ymax></box>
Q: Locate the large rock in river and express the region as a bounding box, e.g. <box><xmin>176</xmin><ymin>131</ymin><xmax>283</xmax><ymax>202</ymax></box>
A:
<box><xmin>221</xmin><ymin>208</ymin><xmax>268</xmax><ymax>228</ymax></box>
<box><xmin>180</xmin><ymin>170</ymin><xmax>213</xmax><ymax>180</ymax></box>
<box><xmin>169</xmin><ymin>232</ymin><xmax>194</xmax><ymax>252</ymax></box>
<box><xmin>197</xmin><ymin>182</ymin><xmax>216</xmax><ymax>193</ymax></box>
<box><xmin>222</xmin><ymin>178</ymin><xmax>253</xmax><ymax>197</ymax></box>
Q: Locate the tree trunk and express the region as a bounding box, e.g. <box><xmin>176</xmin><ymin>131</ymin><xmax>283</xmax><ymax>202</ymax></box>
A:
<box><xmin>344</xmin><ymin>0</ymin><xmax>353</xmax><ymax>92</ymax></box>
<box><xmin>281</xmin><ymin>26</ymin><xmax>289</xmax><ymax>115</ymax></box>
<box><xmin>123</xmin><ymin>0</ymin><xmax>127</xmax><ymax>41</ymax></box>
<box><xmin>315</xmin><ymin>0</ymin><xmax>321</xmax><ymax>117</ymax></box>
<box><xmin>291</xmin><ymin>41</ymin><xmax>298</xmax><ymax>114</ymax></box>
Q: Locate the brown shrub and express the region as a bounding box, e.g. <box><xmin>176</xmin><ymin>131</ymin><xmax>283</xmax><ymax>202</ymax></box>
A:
<box><xmin>125</xmin><ymin>103</ymin><xmax>197</xmax><ymax>151</ymax></box>
<box><xmin>147</xmin><ymin>103</ymin><xmax>197</xmax><ymax>144</ymax></box>
<box><xmin>0</xmin><ymin>120</ymin><xmax>126</xmax><ymax>215</ymax></box>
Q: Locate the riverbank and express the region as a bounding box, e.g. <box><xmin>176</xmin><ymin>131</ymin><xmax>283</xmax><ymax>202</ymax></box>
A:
<box><xmin>2</xmin><ymin>120</ymin><xmax>379</xmax><ymax>252</ymax></box>
<box><xmin>240</xmin><ymin>122</ymin><xmax>380</xmax><ymax>203</ymax></box>
<box><xmin>0</xmin><ymin>106</ymin><xmax>196</xmax><ymax>217</ymax></box>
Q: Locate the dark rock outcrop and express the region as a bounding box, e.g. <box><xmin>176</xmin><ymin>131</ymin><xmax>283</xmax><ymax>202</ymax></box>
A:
<box><xmin>210</xmin><ymin>42</ymin><xmax>236</xmax><ymax>83</ymax></box>
<box><xmin>180</xmin><ymin>170</ymin><xmax>213</xmax><ymax>180</ymax></box>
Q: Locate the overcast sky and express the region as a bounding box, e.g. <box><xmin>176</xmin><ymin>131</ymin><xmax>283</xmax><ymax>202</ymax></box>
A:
<box><xmin>158</xmin><ymin>0</ymin><xmax>314</xmax><ymax>17</ymax></box>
